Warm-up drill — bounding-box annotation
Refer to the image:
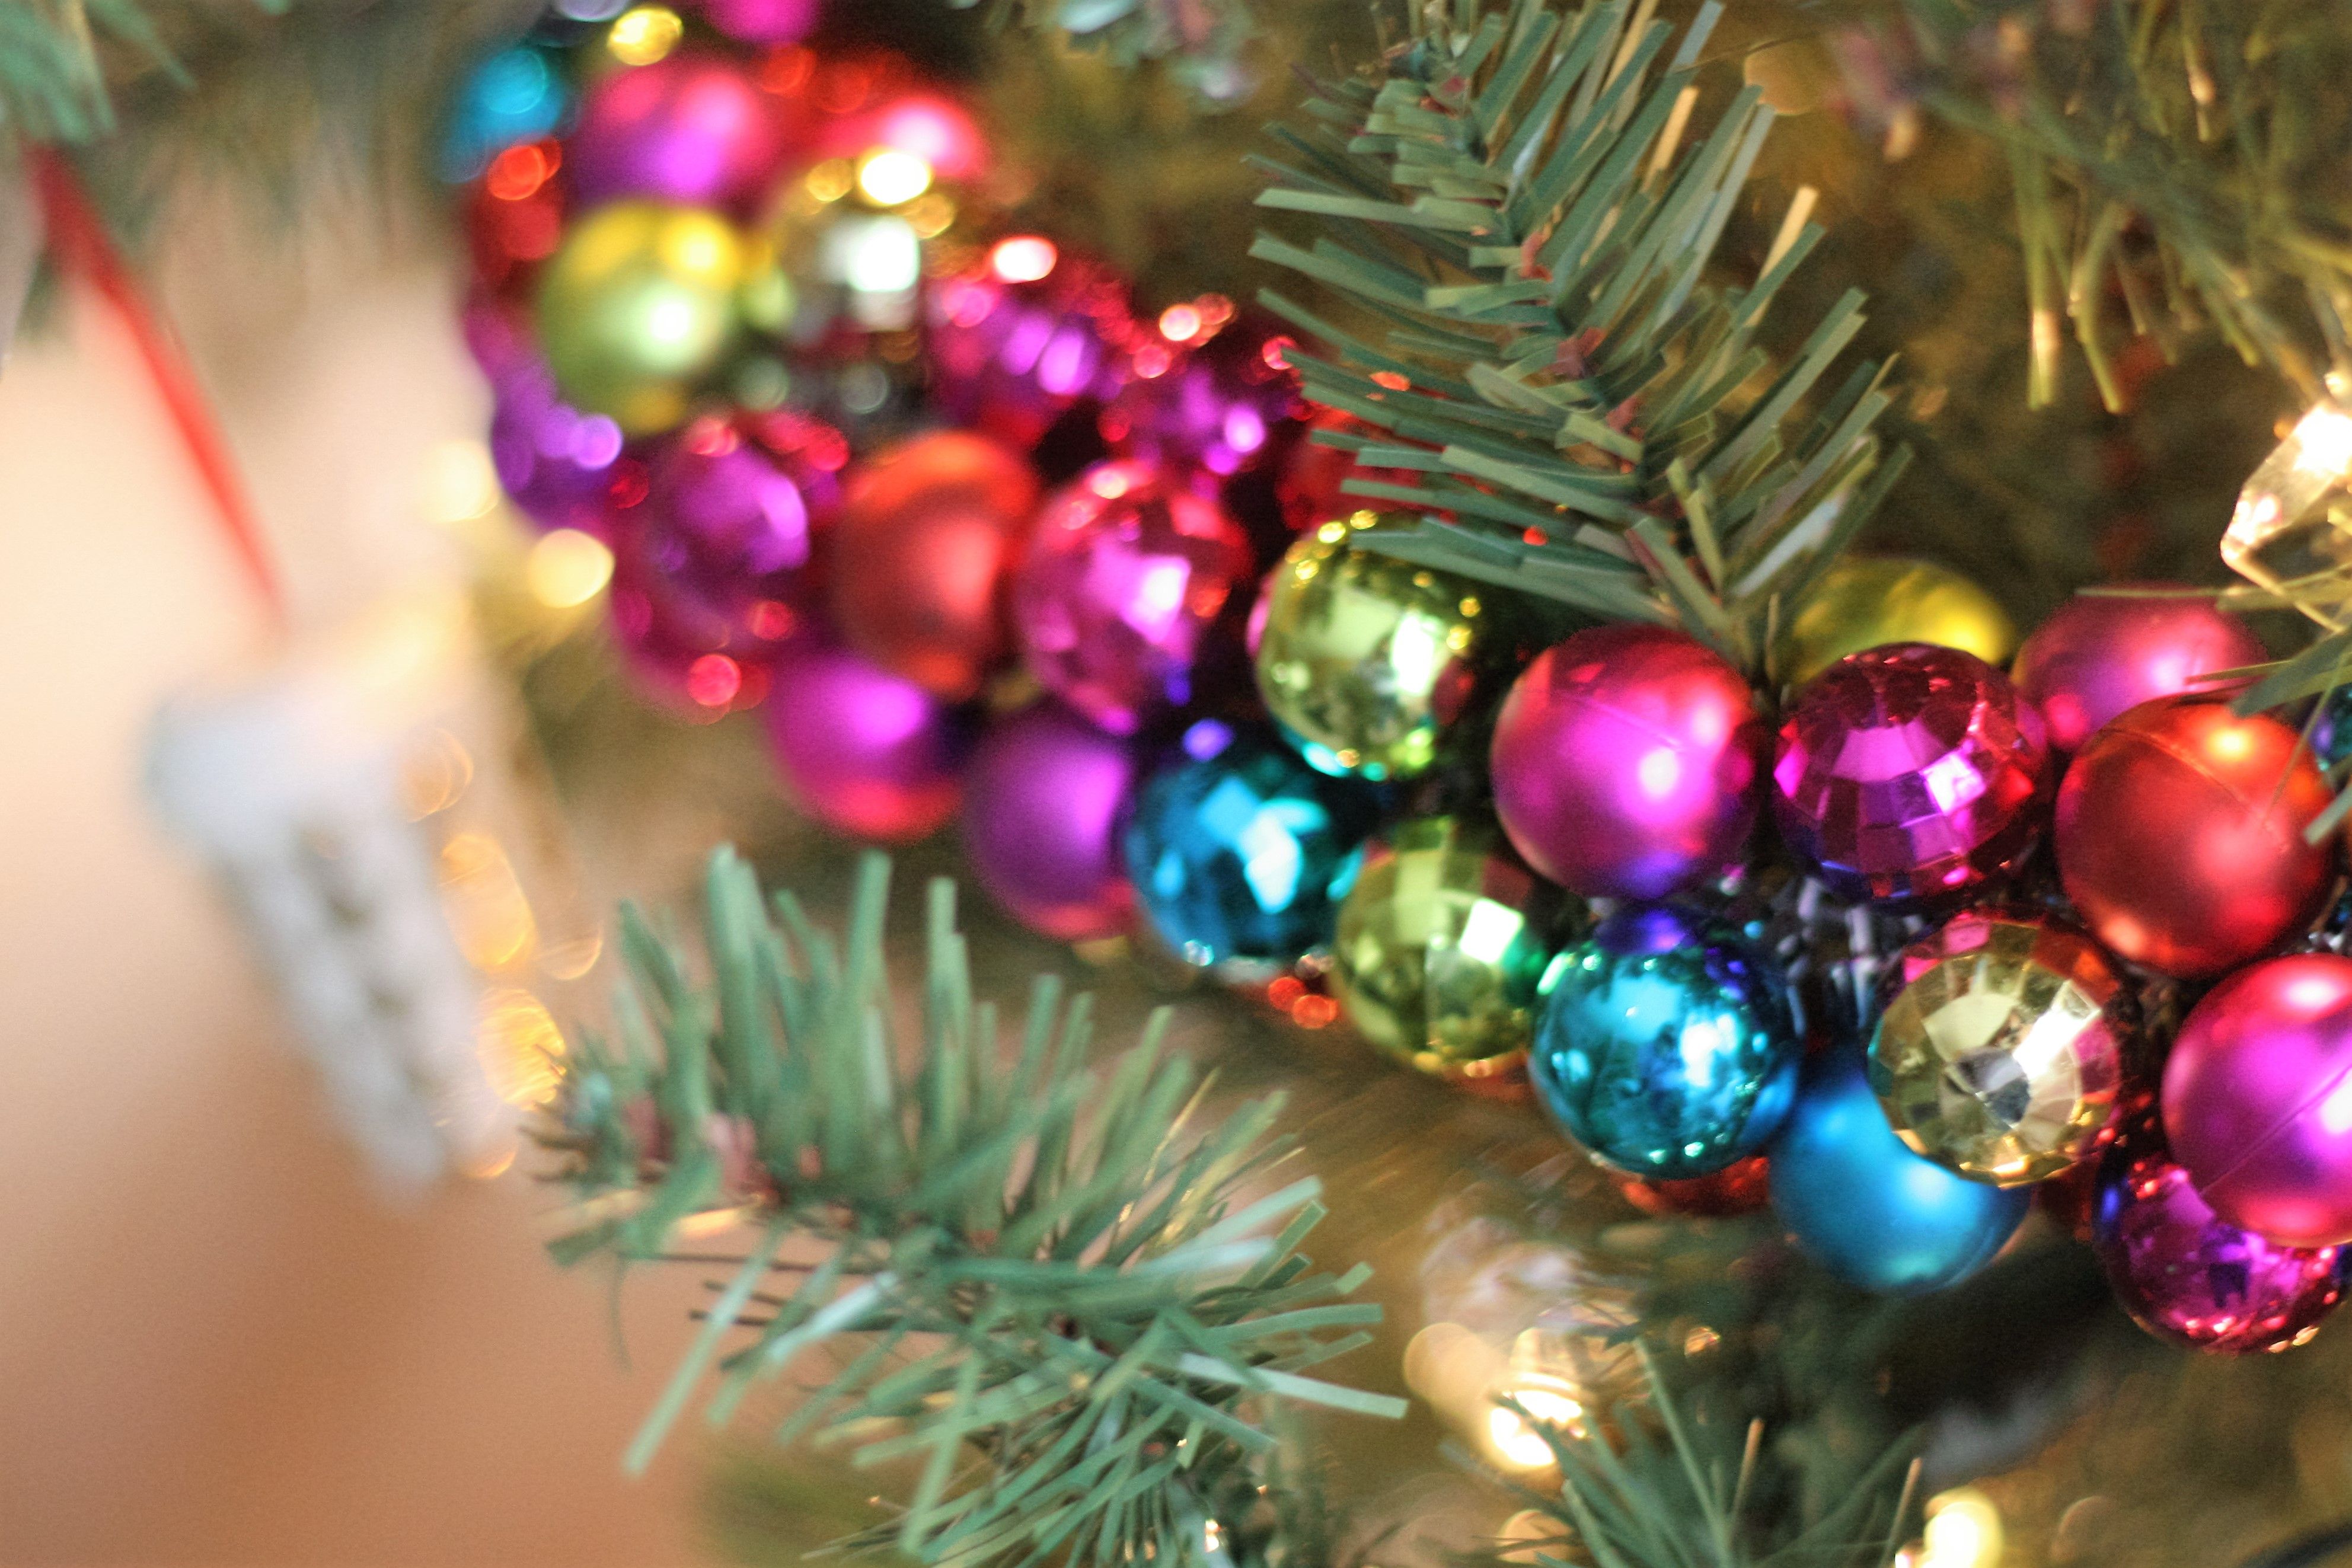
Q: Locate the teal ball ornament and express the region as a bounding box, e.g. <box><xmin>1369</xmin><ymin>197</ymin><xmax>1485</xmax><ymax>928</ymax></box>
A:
<box><xmin>1528</xmin><ymin>905</ymin><xmax>1800</xmax><ymax>1179</ymax></box>
<box><xmin>1122</xmin><ymin>722</ymin><xmax>1384</xmax><ymax>976</ymax></box>
<box><xmin>1769</xmin><ymin>1046</ymin><xmax>2032</xmax><ymax>1294</ymax></box>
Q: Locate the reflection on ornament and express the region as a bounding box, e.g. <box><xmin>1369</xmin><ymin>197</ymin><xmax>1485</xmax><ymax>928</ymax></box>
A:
<box><xmin>2054</xmin><ymin>697</ymin><xmax>2333</xmax><ymax>979</ymax></box>
<box><xmin>1331</xmin><ymin>816</ymin><xmax>1573</xmax><ymax>1078</ymax></box>
<box><xmin>1613</xmin><ymin>1155</ymin><xmax>1770</xmax><ymax>1217</ymax></box>
<box><xmin>1255</xmin><ymin>514</ymin><xmax>1496</xmax><ymax>780</ymax></box>
<box><xmin>535</xmin><ymin>200</ymin><xmax>745</xmax><ymax>434</ymax></box>
<box><xmin>1774</xmin><ymin>643</ymin><xmax>2047</xmax><ymax>903</ymax></box>
<box><xmin>2224</xmin><ymin>401</ymin><xmax>2352</xmax><ymax>627</ymax></box>
<box><xmin>1773</xmin><ymin>555</ymin><xmax>2015</xmax><ymax>686</ymax></box>
<box><xmin>1870</xmin><ymin>910</ymin><xmax>2131</xmax><ymax>1186</ymax></box>
<box><xmin>1530</xmin><ymin>905</ymin><xmax>1799</xmax><ymax>1179</ymax></box>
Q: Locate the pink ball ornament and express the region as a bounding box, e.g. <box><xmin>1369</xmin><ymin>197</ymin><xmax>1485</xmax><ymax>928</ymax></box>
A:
<box><xmin>693</xmin><ymin>0</ymin><xmax>819</xmax><ymax>45</ymax></box>
<box><xmin>567</xmin><ymin>52</ymin><xmax>797</xmax><ymax>213</ymax></box>
<box><xmin>1772</xmin><ymin>643</ymin><xmax>2048</xmax><ymax>903</ymax></box>
<box><xmin>2012</xmin><ymin>586</ymin><xmax>2266</xmax><ymax>752</ymax></box>
<box><xmin>764</xmin><ymin>642</ymin><xmax>968</xmax><ymax>842</ymax></box>
<box><xmin>963</xmin><ymin>702</ymin><xmax>1140</xmax><ymax>940</ymax></box>
<box><xmin>925</xmin><ymin>242</ymin><xmax>1135</xmax><ymax>448</ymax></box>
<box><xmin>2164</xmin><ymin>954</ymin><xmax>2352</xmax><ymax>1248</ymax></box>
<box><xmin>1104</xmin><ymin>306</ymin><xmax>1304</xmax><ymax>479</ymax></box>
<box><xmin>1489</xmin><ymin>625</ymin><xmax>1766</xmax><ymax>901</ymax></box>
<box><xmin>1011</xmin><ymin>459</ymin><xmax>1255</xmax><ymax>736</ymax></box>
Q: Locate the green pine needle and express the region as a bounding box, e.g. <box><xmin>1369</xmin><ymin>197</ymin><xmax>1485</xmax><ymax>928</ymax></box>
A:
<box><xmin>1253</xmin><ymin>0</ymin><xmax>1901</xmax><ymax>673</ymax></box>
<box><xmin>541</xmin><ymin>848</ymin><xmax>1404</xmax><ymax>1568</ymax></box>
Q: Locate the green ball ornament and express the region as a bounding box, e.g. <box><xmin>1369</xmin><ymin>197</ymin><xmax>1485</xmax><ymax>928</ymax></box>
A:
<box><xmin>535</xmin><ymin>200</ymin><xmax>746</xmax><ymax>435</ymax></box>
<box><xmin>1332</xmin><ymin>816</ymin><xmax>1582</xmax><ymax>1080</ymax></box>
<box><xmin>1253</xmin><ymin>512</ymin><xmax>1499</xmax><ymax>780</ymax></box>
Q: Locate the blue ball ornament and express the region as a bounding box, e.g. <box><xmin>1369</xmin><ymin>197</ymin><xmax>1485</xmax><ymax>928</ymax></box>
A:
<box><xmin>1123</xmin><ymin>722</ymin><xmax>1383</xmax><ymax>973</ymax></box>
<box><xmin>1769</xmin><ymin>1046</ymin><xmax>2030</xmax><ymax>1295</ymax></box>
<box><xmin>1528</xmin><ymin>905</ymin><xmax>1799</xmax><ymax>1180</ymax></box>
<box><xmin>441</xmin><ymin>44</ymin><xmax>572</xmax><ymax>183</ymax></box>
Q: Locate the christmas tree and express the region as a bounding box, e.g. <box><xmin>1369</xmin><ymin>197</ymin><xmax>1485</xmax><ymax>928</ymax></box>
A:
<box><xmin>27</xmin><ymin>2</ymin><xmax>2352</xmax><ymax>1567</ymax></box>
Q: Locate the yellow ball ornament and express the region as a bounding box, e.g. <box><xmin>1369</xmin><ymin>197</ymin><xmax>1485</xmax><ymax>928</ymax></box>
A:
<box><xmin>1774</xmin><ymin>556</ymin><xmax>2016</xmax><ymax>686</ymax></box>
<box><xmin>535</xmin><ymin>200</ymin><xmax>745</xmax><ymax>435</ymax></box>
<box><xmin>1254</xmin><ymin>513</ymin><xmax>1499</xmax><ymax>780</ymax></box>
<box><xmin>1331</xmin><ymin>816</ymin><xmax>1582</xmax><ymax>1080</ymax></box>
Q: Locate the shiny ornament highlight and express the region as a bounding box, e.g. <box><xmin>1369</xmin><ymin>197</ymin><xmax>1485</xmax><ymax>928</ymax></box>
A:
<box><xmin>535</xmin><ymin>200</ymin><xmax>745</xmax><ymax>435</ymax></box>
<box><xmin>1121</xmin><ymin>723</ymin><xmax>1382</xmax><ymax>973</ymax></box>
<box><xmin>2164</xmin><ymin>954</ymin><xmax>2352</xmax><ymax>1247</ymax></box>
<box><xmin>1773</xmin><ymin>643</ymin><xmax>2048</xmax><ymax>903</ymax></box>
<box><xmin>1330</xmin><ymin>816</ymin><xmax>1576</xmax><ymax>1080</ymax></box>
<box><xmin>1773</xmin><ymin>555</ymin><xmax>2016</xmax><ymax>687</ymax></box>
<box><xmin>1014</xmin><ymin>461</ymin><xmax>1254</xmax><ymax>736</ymax></box>
<box><xmin>1255</xmin><ymin>515</ymin><xmax>1496</xmax><ymax>781</ymax></box>
<box><xmin>1613</xmin><ymin>1154</ymin><xmax>1771</xmax><ymax>1218</ymax></box>
<box><xmin>963</xmin><ymin>703</ymin><xmax>1138</xmax><ymax>941</ymax></box>
<box><xmin>2055</xmin><ymin>697</ymin><xmax>2334</xmax><ymax>979</ymax></box>
<box><xmin>567</xmin><ymin>52</ymin><xmax>796</xmax><ymax>212</ymax></box>
<box><xmin>2094</xmin><ymin>1121</ymin><xmax>2350</xmax><ymax>1353</ymax></box>
<box><xmin>1770</xmin><ymin>1047</ymin><xmax>2031</xmax><ymax>1294</ymax></box>
<box><xmin>1529</xmin><ymin>905</ymin><xmax>1799</xmax><ymax>1180</ymax></box>
<box><xmin>2011</xmin><ymin>587</ymin><xmax>2265</xmax><ymax>752</ymax></box>
<box><xmin>1104</xmin><ymin>305</ymin><xmax>1301</xmax><ymax>478</ymax></box>
<box><xmin>1869</xmin><ymin>910</ymin><xmax>2130</xmax><ymax>1185</ymax></box>
<box><xmin>1491</xmin><ymin>625</ymin><xmax>1765</xmax><ymax>902</ymax></box>
<box><xmin>829</xmin><ymin>431</ymin><xmax>1042</xmax><ymax>700</ymax></box>
<box><xmin>762</xmin><ymin>642</ymin><xmax>966</xmax><ymax>842</ymax></box>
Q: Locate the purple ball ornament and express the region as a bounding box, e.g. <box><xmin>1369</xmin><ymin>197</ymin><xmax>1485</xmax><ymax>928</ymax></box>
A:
<box><xmin>567</xmin><ymin>52</ymin><xmax>797</xmax><ymax>214</ymax></box>
<box><xmin>694</xmin><ymin>0</ymin><xmax>820</xmax><ymax>45</ymax></box>
<box><xmin>2012</xmin><ymin>585</ymin><xmax>2267</xmax><ymax>753</ymax></box>
<box><xmin>1011</xmin><ymin>459</ymin><xmax>1255</xmax><ymax>736</ymax></box>
<box><xmin>963</xmin><ymin>702</ymin><xmax>1140</xmax><ymax>940</ymax></box>
<box><xmin>925</xmin><ymin>241</ymin><xmax>1136</xmax><ymax>449</ymax></box>
<box><xmin>488</xmin><ymin>354</ymin><xmax>630</xmax><ymax>537</ymax></box>
<box><xmin>2165</xmin><ymin>954</ymin><xmax>2352</xmax><ymax>1248</ymax></box>
<box><xmin>764</xmin><ymin>641</ymin><xmax>969</xmax><ymax>843</ymax></box>
<box><xmin>1104</xmin><ymin>304</ymin><xmax>1304</xmax><ymax>480</ymax></box>
<box><xmin>2095</xmin><ymin>1117</ymin><xmax>2351</xmax><ymax>1353</ymax></box>
<box><xmin>1772</xmin><ymin>643</ymin><xmax>2049</xmax><ymax>903</ymax></box>
<box><xmin>1489</xmin><ymin>624</ymin><xmax>1767</xmax><ymax>902</ymax></box>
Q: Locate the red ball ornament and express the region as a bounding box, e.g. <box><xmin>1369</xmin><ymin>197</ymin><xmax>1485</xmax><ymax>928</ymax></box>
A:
<box><xmin>2163</xmin><ymin>954</ymin><xmax>2352</xmax><ymax>1247</ymax></box>
<box><xmin>829</xmin><ymin>432</ymin><xmax>1042</xmax><ymax>701</ymax></box>
<box><xmin>2012</xmin><ymin>586</ymin><xmax>2266</xmax><ymax>752</ymax></box>
<box><xmin>1490</xmin><ymin>625</ymin><xmax>1765</xmax><ymax>900</ymax></box>
<box><xmin>763</xmin><ymin>641</ymin><xmax>967</xmax><ymax>842</ymax></box>
<box><xmin>1011</xmin><ymin>459</ymin><xmax>1254</xmax><ymax>736</ymax></box>
<box><xmin>1772</xmin><ymin>644</ymin><xmax>2048</xmax><ymax>903</ymax></box>
<box><xmin>1613</xmin><ymin>1155</ymin><xmax>1770</xmax><ymax>1218</ymax></box>
<box><xmin>2054</xmin><ymin>698</ymin><xmax>2334</xmax><ymax>979</ymax></box>
<box><xmin>1275</xmin><ymin>407</ymin><xmax>1413</xmax><ymax>534</ymax></box>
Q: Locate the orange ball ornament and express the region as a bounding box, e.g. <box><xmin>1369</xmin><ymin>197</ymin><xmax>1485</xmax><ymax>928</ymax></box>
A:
<box><xmin>2054</xmin><ymin>697</ymin><xmax>2337</xmax><ymax>979</ymax></box>
<box><xmin>829</xmin><ymin>431</ymin><xmax>1041</xmax><ymax>700</ymax></box>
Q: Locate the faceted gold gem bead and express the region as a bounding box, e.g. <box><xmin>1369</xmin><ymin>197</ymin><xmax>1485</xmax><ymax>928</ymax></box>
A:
<box><xmin>1868</xmin><ymin>910</ymin><xmax>2133</xmax><ymax>1186</ymax></box>
<box><xmin>1253</xmin><ymin>513</ymin><xmax>1499</xmax><ymax>781</ymax></box>
<box><xmin>1330</xmin><ymin>816</ymin><xmax>1583</xmax><ymax>1078</ymax></box>
<box><xmin>1772</xmin><ymin>555</ymin><xmax>2016</xmax><ymax>688</ymax></box>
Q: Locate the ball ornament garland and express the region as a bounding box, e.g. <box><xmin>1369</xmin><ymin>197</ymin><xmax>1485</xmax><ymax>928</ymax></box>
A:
<box><xmin>1868</xmin><ymin>910</ymin><xmax>2131</xmax><ymax>1186</ymax></box>
<box><xmin>2054</xmin><ymin>697</ymin><xmax>2335</xmax><ymax>980</ymax></box>
<box><xmin>1254</xmin><ymin>514</ymin><xmax>1498</xmax><ymax>781</ymax></box>
<box><xmin>1490</xmin><ymin>624</ymin><xmax>1766</xmax><ymax>902</ymax></box>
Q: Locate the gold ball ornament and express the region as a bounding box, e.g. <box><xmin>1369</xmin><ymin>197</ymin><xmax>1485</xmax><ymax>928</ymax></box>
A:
<box><xmin>1255</xmin><ymin>513</ymin><xmax>1499</xmax><ymax>780</ymax></box>
<box><xmin>535</xmin><ymin>200</ymin><xmax>746</xmax><ymax>435</ymax></box>
<box><xmin>1868</xmin><ymin>909</ymin><xmax>2133</xmax><ymax>1186</ymax></box>
<box><xmin>1774</xmin><ymin>556</ymin><xmax>2016</xmax><ymax>686</ymax></box>
<box><xmin>1331</xmin><ymin>816</ymin><xmax>1582</xmax><ymax>1080</ymax></box>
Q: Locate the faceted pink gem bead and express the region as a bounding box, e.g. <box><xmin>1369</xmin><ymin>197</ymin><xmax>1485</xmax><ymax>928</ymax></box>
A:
<box><xmin>1011</xmin><ymin>459</ymin><xmax>1254</xmax><ymax>736</ymax></box>
<box><xmin>1772</xmin><ymin>643</ymin><xmax>2050</xmax><ymax>902</ymax></box>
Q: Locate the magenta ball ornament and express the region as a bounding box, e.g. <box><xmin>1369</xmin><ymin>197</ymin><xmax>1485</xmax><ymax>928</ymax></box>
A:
<box><xmin>925</xmin><ymin>246</ymin><xmax>1135</xmax><ymax>449</ymax></box>
<box><xmin>963</xmin><ymin>702</ymin><xmax>1140</xmax><ymax>941</ymax></box>
<box><xmin>2163</xmin><ymin>954</ymin><xmax>2352</xmax><ymax>1248</ymax></box>
<box><xmin>1489</xmin><ymin>624</ymin><xmax>1765</xmax><ymax>900</ymax></box>
<box><xmin>1011</xmin><ymin>460</ymin><xmax>1255</xmax><ymax>736</ymax></box>
<box><xmin>694</xmin><ymin>0</ymin><xmax>819</xmax><ymax>44</ymax></box>
<box><xmin>763</xmin><ymin>643</ymin><xmax>968</xmax><ymax>843</ymax></box>
<box><xmin>2095</xmin><ymin>1119</ymin><xmax>2351</xmax><ymax>1353</ymax></box>
<box><xmin>487</xmin><ymin>354</ymin><xmax>628</xmax><ymax>538</ymax></box>
<box><xmin>2012</xmin><ymin>586</ymin><xmax>2267</xmax><ymax>752</ymax></box>
<box><xmin>1772</xmin><ymin>643</ymin><xmax>2048</xmax><ymax>903</ymax></box>
<box><xmin>567</xmin><ymin>52</ymin><xmax>795</xmax><ymax>213</ymax></box>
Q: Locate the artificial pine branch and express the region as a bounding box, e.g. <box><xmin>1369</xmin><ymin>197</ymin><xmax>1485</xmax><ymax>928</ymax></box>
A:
<box><xmin>541</xmin><ymin>848</ymin><xmax>1406</xmax><ymax>1568</ymax></box>
<box><xmin>1251</xmin><ymin>0</ymin><xmax>1905</xmax><ymax>677</ymax></box>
